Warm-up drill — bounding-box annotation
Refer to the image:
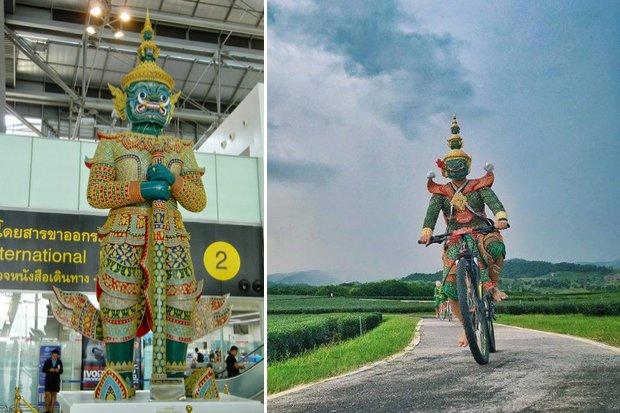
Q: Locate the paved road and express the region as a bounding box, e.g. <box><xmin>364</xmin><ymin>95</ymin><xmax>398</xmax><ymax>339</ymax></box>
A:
<box><xmin>268</xmin><ymin>318</ymin><xmax>620</xmax><ymax>412</ymax></box>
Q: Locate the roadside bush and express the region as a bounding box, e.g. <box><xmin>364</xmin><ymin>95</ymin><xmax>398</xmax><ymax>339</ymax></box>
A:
<box><xmin>268</xmin><ymin>296</ymin><xmax>435</xmax><ymax>314</ymax></box>
<box><xmin>268</xmin><ymin>313</ymin><xmax>382</xmax><ymax>362</ymax></box>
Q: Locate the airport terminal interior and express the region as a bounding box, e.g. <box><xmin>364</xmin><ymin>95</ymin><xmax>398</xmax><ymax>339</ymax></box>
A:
<box><xmin>0</xmin><ymin>0</ymin><xmax>264</xmax><ymax>409</ymax></box>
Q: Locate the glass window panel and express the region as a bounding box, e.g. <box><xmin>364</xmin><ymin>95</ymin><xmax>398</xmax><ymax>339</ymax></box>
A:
<box><xmin>216</xmin><ymin>155</ymin><xmax>261</xmax><ymax>224</ymax></box>
<box><xmin>0</xmin><ymin>134</ymin><xmax>32</xmax><ymax>208</ymax></box>
<box><xmin>0</xmin><ymin>292</ymin><xmax>85</xmax><ymax>407</ymax></box>
<box><xmin>29</xmin><ymin>139</ymin><xmax>81</xmax><ymax>210</ymax></box>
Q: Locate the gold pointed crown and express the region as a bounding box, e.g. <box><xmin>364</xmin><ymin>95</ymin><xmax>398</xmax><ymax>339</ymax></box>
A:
<box><xmin>442</xmin><ymin>115</ymin><xmax>471</xmax><ymax>163</ymax></box>
<box><xmin>120</xmin><ymin>11</ymin><xmax>174</xmax><ymax>90</ymax></box>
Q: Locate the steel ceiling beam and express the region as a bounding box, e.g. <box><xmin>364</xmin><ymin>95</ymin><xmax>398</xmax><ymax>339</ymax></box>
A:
<box><xmin>5</xmin><ymin>104</ymin><xmax>45</xmax><ymax>138</ymax></box>
<box><xmin>224</xmin><ymin>0</ymin><xmax>237</xmax><ymax>22</ymax></box>
<box><xmin>6</xmin><ymin>89</ymin><xmax>220</xmax><ymax>124</ymax></box>
<box><xmin>114</xmin><ymin>7</ymin><xmax>264</xmax><ymax>38</ymax></box>
<box><xmin>225</xmin><ymin>67</ymin><xmax>249</xmax><ymax>113</ymax></box>
<box><xmin>97</xmin><ymin>48</ymin><xmax>111</xmax><ymax>97</ymax></box>
<box><xmin>12</xmin><ymin>32</ymin><xmax>262</xmax><ymax>100</ymax></box>
<box><xmin>4</xmin><ymin>26</ymin><xmax>80</xmax><ymax>102</ymax></box>
<box><xmin>191</xmin><ymin>0</ymin><xmax>201</xmax><ymax>17</ymax></box>
<box><xmin>12</xmin><ymin>28</ymin><xmax>262</xmax><ymax>72</ymax></box>
<box><xmin>180</xmin><ymin>59</ymin><xmax>197</xmax><ymax>94</ymax></box>
<box><xmin>0</xmin><ymin>0</ymin><xmax>6</xmax><ymax>133</ymax></box>
<box><xmin>6</xmin><ymin>14</ymin><xmax>263</xmax><ymax>65</ymax></box>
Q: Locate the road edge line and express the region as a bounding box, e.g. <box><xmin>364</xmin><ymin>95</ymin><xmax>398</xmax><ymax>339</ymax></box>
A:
<box><xmin>496</xmin><ymin>323</ymin><xmax>620</xmax><ymax>353</ymax></box>
<box><xmin>268</xmin><ymin>317</ymin><xmax>424</xmax><ymax>400</ymax></box>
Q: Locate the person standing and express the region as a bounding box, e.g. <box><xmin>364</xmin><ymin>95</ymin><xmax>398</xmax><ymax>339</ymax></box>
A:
<box><xmin>225</xmin><ymin>346</ymin><xmax>245</xmax><ymax>378</ymax></box>
<box><xmin>42</xmin><ymin>349</ymin><xmax>63</xmax><ymax>413</ymax></box>
<box><xmin>194</xmin><ymin>347</ymin><xmax>205</xmax><ymax>363</ymax></box>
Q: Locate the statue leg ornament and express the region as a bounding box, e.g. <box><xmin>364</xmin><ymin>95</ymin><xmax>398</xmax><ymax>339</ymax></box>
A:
<box><xmin>476</xmin><ymin>233</ymin><xmax>506</xmax><ymax>289</ymax></box>
<box><xmin>96</xmin><ymin>241</ymin><xmax>144</xmax><ymax>400</ymax></box>
<box><xmin>163</xmin><ymin>298</ymin><xmax>196</xmax><ymax>379</ymax></box>
<box><xmin>162</xmin><ymin>243</ymin><xmax>203</xmax><ymax>381</ymax></box>
<box><xmin>442</xmin><ymin>243</ymin><xmax>459</xmax><ymax>300</ymax></box>
<box><xmin>94</xmin><ymin>340</ymin><xmax>136</xmax><ymax>400</ymax></box>
<box><xmin>166</xmin><ymin>339</ymin><xmax>188</xmax><ymax>379</ymax></box>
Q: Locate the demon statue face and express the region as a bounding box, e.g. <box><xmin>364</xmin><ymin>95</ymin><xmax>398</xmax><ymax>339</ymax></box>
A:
<box><xmin>108</xmin><ymin>13</ymin><xmax>180</xmax><ymax>136</ymax></box>
<box><xmin>444</xmin><ymin>157</ymin><xmax>470</xmax><ymax>180</ymax></box>
<box><xmin>125</xmin><ymin>81</ymin><xmax>176</xmax><ymax>134</ymax></box>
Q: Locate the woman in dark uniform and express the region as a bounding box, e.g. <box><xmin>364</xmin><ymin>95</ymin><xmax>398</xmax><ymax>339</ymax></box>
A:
<box><xmin>41</xmin><ymin>349</ymin><xmax>63</xmax><ymax>413</ymax></box>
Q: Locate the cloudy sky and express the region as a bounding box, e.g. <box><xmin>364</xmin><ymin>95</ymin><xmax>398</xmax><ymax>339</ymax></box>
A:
<box><xmin>267</xmin><ymin>0</ymin><xmax>620</xmax><ymax>279</ymax></box>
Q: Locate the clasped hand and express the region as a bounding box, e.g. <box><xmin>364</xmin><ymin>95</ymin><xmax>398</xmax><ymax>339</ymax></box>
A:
<box><xmin>140</xmin><ymin>164</ymin><xmax>176</xmax><ymax>201</ymax></box>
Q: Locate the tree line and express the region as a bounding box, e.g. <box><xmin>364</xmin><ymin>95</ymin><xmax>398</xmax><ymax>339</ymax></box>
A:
<box><xmin>268</xmin><ymin>279</ymin><xmax>435</xmax><ymax>298</ymax></box>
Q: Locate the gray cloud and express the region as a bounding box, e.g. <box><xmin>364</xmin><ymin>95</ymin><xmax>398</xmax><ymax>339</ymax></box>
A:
<box><xmin>268</xmin><ymin>0</ymin><xmax>477</xmax><ymax>139</ymax></box>
<box><xmin>267</xmin><ymin>0</ymin><xmax>620</xmax><ymax>279</ymax></box>
<box><xmin>268</xmin><ymin>158</ymin><xmax>339</xmax><ymax>184</ymax></box>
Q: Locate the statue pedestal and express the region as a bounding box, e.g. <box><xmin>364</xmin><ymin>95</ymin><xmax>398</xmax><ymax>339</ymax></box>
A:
<box><xmin>57</xmin><ymin>391</ymin><xmax>263</xmax><ymax>413</ymax></box>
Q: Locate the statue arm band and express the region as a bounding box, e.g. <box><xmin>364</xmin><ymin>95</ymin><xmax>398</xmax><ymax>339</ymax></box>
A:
<box><xmin>422</xmin><ymin>194</ymin><xmax>443</xmax><ymax>230</ymax></box>
<box><xmin>172</xmin><ymin>172</ymin><xmax>206</xmax><ymax>213</ymax></box>
<box><xmin>87</xmin><ymin>164</ymin><xmax>144</xmax><ymax>209</ymax></box>
<box><xmin>421</xmin><ymin>227</ymin><xmax>433</xmax><ymax>238</ymax></box>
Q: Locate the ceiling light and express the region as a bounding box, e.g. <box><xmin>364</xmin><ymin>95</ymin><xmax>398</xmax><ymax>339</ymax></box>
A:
<box><xmin>120</xmin><ymin>11</ymin><xmax>130</xmax><ymax>22</ymax></box>
<box><xmin>86</xmin><ymin>26</ymin><xmax>96</xmax><ymax>35</ymax></box>
<box><xmin>90</xmin><ymin>5</ymin><xmax>102</xmax><ymax>17</ymax></box>
<box><xmin>114</xmin><ymin>30</ymin><xmax>124</xmax><ymax>38</ymax></box>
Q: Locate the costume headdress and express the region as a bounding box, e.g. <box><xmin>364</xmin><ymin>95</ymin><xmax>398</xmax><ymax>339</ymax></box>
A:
<box><xmin>122</xmin><ymin>11</ymin><xmax>174</xmax><ymax>90</ymax></box>
<box><xmin>436</xmin><ymin>115</ymin><xmax>471</xmax><ymax>177</ymax></box>
<box><xmin>109</xmin><ymin>11</ymin><xmax>179</xmax><ymax>120</ymax></box>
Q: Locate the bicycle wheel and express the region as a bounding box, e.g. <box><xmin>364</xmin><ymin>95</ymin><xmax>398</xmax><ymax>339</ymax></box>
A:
<box><xmin>485</xmin><ymin>295</ymin><xmax>496</xmax><ymax>353</ymax></box>
<box><xmin>456</xmin><ymin>259</ymin><xmax>490</xmax><ymax>365</ymax></box>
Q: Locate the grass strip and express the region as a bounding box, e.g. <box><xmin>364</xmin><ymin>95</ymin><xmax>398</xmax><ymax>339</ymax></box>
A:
<box><xmin>268</xmin><ymin>315</ymin><xmax>419</xmax><ymax>394</ymax></box>
<box><xmin>498</xmin><ymin>314</ymin><xmax>620</xmax><ymax>347</ymax></box>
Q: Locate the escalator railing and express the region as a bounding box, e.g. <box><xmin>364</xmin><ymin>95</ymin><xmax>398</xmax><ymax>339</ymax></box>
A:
<box><xmin>214</xmin><ymin>344</ymin><xmax>264</xmax><ymax>401</ymax></box>
<box><xmin>214</xmin><ymin>344</ymin><xmax>264</xmax><ymax>378</ymax></box>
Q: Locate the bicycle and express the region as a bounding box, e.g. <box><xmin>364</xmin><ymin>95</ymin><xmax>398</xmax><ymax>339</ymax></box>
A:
<box><xmin>419</xmin><ymin>221</ymin><xmax>508</xmax><ymax>364</ymax></box>
<box><xmin>439</xmin><ymin>301</ymin><xmax>453</xmax><ymax>321</ymax></box>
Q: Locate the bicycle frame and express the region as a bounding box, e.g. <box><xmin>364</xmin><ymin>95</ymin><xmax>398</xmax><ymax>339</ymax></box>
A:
<box><xmin>420</xmin><ymin>222</ymin><xmax>506</xmax><ymax>363</ymax></box>
<box><xmin>456</xmin><ymin>234</ymin><xmax>481</xmax><ymax>295</ymax></box>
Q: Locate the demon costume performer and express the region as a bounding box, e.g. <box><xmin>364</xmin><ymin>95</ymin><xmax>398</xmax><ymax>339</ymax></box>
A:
<box><xmin>419</xmin><ymin>116</ymin><xmax>509</xmax><ymax>344</ymax></box>
<box><xmin>50</xmin><ymin>13</ymin><xmax>230</xmax><ymax>400</ymax></box>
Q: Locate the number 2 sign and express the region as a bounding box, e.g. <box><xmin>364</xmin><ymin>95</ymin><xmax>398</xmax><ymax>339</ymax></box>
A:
<box><xmin>203</xmin><ymin>241</ymin><xmax>241</xmax><ymax>281</ymax></box>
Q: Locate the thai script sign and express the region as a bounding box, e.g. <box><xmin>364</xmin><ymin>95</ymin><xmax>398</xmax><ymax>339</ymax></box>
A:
<box><xmin>0</xmin><ymin>209</ymin><xmax>263</xmax><ymax>296</ymax></box>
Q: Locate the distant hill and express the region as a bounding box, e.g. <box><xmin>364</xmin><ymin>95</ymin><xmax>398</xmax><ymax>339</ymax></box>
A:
<box><xmin>268</xmin><ymin>270</ymin><xmax>343</xmax><ymax>286</ymax></box>
<box><xmin>578</xmin><ymin>259</ymin><xmax>620</xmax><ymax>270</ymax></box>
<box><xmin>401</xmin><ymin>258</ymin><xmax>615</xmax><ymax>282</ymax></box>
<box><xmin>269</xmin><ymin>259</ymin><xmax>616</xmax><ymax>287</ymax></box>
<box><xmin>400</xmin><ymin>271</ymin><xmax>442</xmax><ymax>282</ymax></box>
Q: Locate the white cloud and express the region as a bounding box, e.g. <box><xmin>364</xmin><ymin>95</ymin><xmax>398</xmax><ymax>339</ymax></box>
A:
<box><xmin>267</xmin><ymin>30</ymin><xmax>451</xmax><ymax>278</ymax></box>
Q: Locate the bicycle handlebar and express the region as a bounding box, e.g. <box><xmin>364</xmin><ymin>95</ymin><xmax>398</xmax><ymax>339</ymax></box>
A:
<box><xmin>418</xmin><ymin>223</ymin><xmax>510</xmax><ymax>246</ymax></box>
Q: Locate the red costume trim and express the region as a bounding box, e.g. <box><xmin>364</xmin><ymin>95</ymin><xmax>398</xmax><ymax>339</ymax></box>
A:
<box><xmin>462</xmin><ymin>171</ymin><xmax>494</xmax><ymax>194</ymax></box>
<box><xmin>427</xmin><ymin>171</ymin><xmax>494</xmax><ymax>196</ymax></box>
<box><xmin>427</xmin><ymin>179</ymin><xmax>454</xmax><ymax>197</ymax></box>
<box><xmin>137</xmin><ymin>220</ymin><xmax>152</xmax><ymax>338</ymax></box>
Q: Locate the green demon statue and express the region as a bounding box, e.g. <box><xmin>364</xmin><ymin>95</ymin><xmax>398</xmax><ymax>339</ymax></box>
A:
<box><xmin>419</xmin><ymin>116</ymin><xmax>509</xmax><ymax>347</ymax></box>
<box><xmin>50</xmin><ymin>13</ymin><xmax>230</xmax><ymax>400</ymax></box>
